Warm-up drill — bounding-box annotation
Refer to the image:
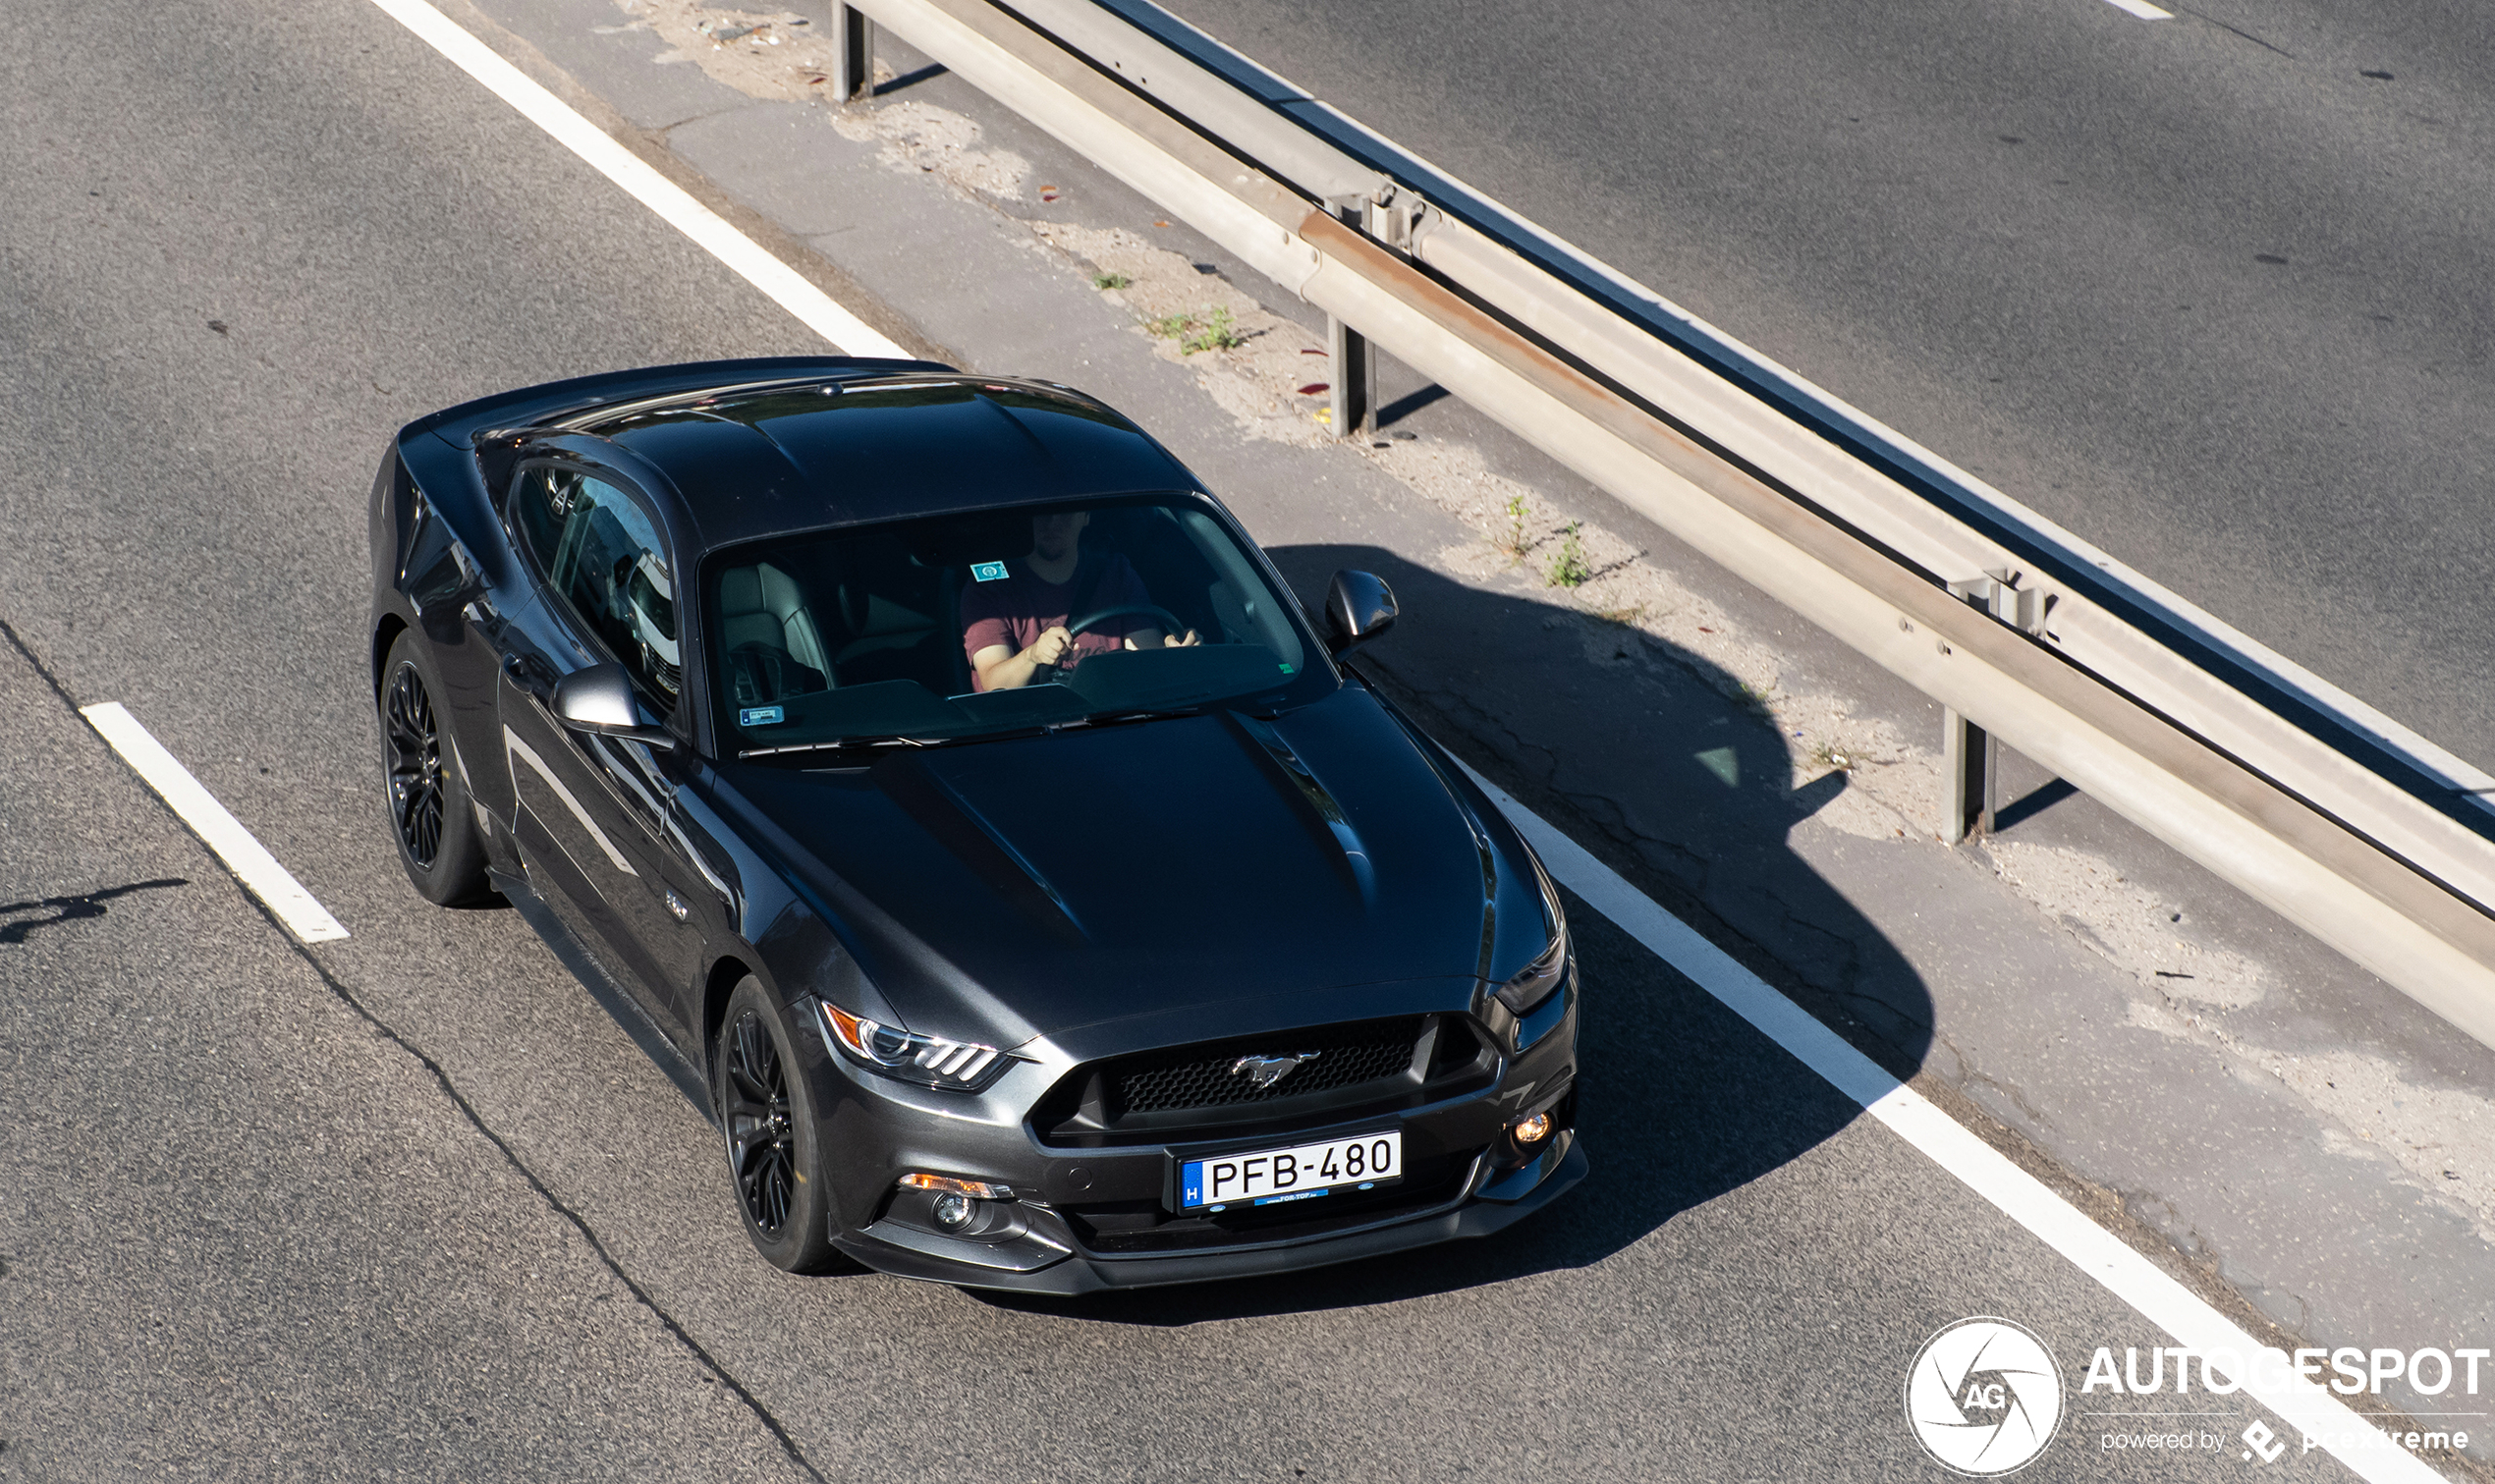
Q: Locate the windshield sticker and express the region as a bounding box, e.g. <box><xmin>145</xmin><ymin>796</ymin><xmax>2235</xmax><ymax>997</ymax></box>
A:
<box><xmin>970</xmin><ymin>561</ymin><xmax>1009</xmax><ymax>582</ymax></box>
<box><xmin>1278</xmin><ymin>663</ymin><xmax>1295</xmax><ymax>674</ymax></box>
<box><xmin>739</xmin><ymin>705</ymin><xmax>785</xmax><ymax>728</ymax></box>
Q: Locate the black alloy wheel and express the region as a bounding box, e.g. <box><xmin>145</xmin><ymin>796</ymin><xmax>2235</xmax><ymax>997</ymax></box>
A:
<box><xmin>386</xmin><ymin>662</ymin><xmax>445</xmax><ymax>868</ymax></box>
<box><xmin>724</xmin><ymin>1009</ymin><xmax>798</xmax><ymax>1236</ymax></box>
<box><xmin>714</xmin><ymin>977</ymin><xmax>841</xmax><ymax>1273</ymax></box>
<box><xmin>377</xmin><ymin>629</ymin><xmax>494</xmax><ymax>906</ymax></box>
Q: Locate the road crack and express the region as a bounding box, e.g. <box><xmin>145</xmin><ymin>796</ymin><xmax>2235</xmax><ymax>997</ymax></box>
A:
<box><xmin>0</xmin><ymin>614</ymin><xmax>827</xmax><ymax>1484</ymax></box>
<box><xmin>283</xmin><ymin>958</ymin><xmax>826</xmax><ymax>1484</ymax></box>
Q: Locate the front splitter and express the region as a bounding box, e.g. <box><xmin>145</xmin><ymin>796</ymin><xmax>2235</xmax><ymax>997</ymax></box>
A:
<box><xmin>831</xmin><ymin>1137</ymin><xmax>1586</xmax><ymax>1295</ymax></box>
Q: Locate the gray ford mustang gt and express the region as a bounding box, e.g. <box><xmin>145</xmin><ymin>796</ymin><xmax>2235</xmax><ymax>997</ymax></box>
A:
<box><xmin>367</xmin><ymin>357</ymin><xmax>1582</xmax><ymax>1292</ymax></box>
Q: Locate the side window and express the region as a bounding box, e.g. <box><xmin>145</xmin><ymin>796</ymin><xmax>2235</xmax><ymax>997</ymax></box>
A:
<box><xmin>514</xmin><ymin>467</ymin><xmax>682</xmax><ymax>711</ymax></box>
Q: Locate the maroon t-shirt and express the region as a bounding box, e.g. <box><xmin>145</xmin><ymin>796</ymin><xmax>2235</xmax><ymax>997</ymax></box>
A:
<box><xmin>960</xmin><ymin>557</ymin><xmax>1152</xmax><ymax>691</ymax></box>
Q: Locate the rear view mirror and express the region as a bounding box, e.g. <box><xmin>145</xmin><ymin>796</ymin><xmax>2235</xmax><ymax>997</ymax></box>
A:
<box><xmin>551</xmin><ymin>663</ymin><xmax>677</xmax><ymax>748</ymax></box>
<box><xmin>1324</xmin><ymin>570</ymin><xmax>1398</xmax><ymax>655</ymax></box>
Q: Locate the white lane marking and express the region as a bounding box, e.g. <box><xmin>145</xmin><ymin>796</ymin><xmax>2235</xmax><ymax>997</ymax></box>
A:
<box><xmin>505</xmin><ymin>728</ymin><xmax>638</xmax><ymax>875</ymax></box>
<box><xmin>1458</xmin><ymin>760</ymin><xmax>2444</xmax><ymax>1484</ymax></box>
<box><xmin>2102</xmin><ymin>0</ymin><xmax>2175</xmax><ymax>18</ymax></box>
<box><xmin>81</xmin><ymin>703</ymin><xmax>350</xmax><ymax>944</ymax></box>
<box><xmin>364</xmin><ymin>0</ymin><xmax>909</xmax><ymax>358</ymax></box>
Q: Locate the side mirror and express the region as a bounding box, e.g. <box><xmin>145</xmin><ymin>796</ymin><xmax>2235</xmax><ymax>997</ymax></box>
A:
<box><xmin>1324</xmin><ymin>570</ymin><xmax>1399</xmax><ymax>654</ymax></box>
<box><xmin>551</xmin><ymin>663</ymin><xmax>678</xmax><ymax>748</ymax></box>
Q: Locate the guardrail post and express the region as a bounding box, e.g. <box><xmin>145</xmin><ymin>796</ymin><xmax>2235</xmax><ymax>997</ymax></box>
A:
<box><xmin>831</xmin><ymin>2</ymin><xmax>874</xmax><ymax>104</ymax></box>
<box><xmin>1321</xmin><ymin>195</ymin><xmax>1379</xmax><ymax>440</ymax></box>
<box><xmin>1941</xmin><ymin>571</ymin><xmax>2049</xmax><ymax>842</ymax></box>
<box><xmin>1328</xmin><ymin>313</ymin><xmax>1373</xmax><ymax>439</ymax></box>
<box><xmin>1943</xmin><ymin>706</ymin><xmax>1997</xmax><ymax>843</ymax></box>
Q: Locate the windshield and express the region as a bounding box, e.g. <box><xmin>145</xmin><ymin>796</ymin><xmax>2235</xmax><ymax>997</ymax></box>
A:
<box><xmin>706</xmin><ymin>495</ymin><xmax>1334</xmax><ymax>754</ymax></box>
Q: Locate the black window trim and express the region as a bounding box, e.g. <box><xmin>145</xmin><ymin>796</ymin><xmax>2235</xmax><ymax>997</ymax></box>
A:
<box><xmin>505</xmin><ymin>455</ymin><xmax>692</xmax><ymax>734</ymax></box>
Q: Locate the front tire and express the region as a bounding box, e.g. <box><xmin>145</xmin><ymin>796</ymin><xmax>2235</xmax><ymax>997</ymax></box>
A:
<box><xmin>379</xmin><ymin>629</ymin><xmax>495</xmax><ymax>907</ymax></box>
<box><xmin>717</xmin><ymin>977</ymin><xmax>841</xmax><ymax>1274</ymax></box>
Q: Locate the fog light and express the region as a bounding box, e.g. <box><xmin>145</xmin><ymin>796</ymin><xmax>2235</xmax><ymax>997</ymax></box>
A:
<box><xmin>931</xmin><ymin>1192</ymin><xmax>973</xmax><ymax>1229</ymax></box>
<box><xmin>897</xmin><ymin>1172</ymin><xmax>1016</xmax><ymax>1201</ymax></box>
<box><xmin>1511</xmin><ymin>1112</ymin><xmax>1552</xmax><ymax>1145</ymax></box>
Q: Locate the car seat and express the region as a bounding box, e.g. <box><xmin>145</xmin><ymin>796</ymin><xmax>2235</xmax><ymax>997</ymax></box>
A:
<box><xmin>829</xmin><ymin>532</ymin><xmax>954</xmax><ymax>690</ymax></box>
<box><xmin>717</xmin><ymin>562</ymin><xmax>830</xmax><ymax>704</ymax></box>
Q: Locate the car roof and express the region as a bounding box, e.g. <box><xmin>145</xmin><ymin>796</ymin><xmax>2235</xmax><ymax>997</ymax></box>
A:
<box><xmin>557</xmin><ymin>373</ymin><xmax>1203</xmax><ymax>554</ymax></box>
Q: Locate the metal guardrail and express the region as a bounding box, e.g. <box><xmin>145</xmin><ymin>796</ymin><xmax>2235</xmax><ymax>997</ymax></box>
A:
<box><xmin>830</xmin><ymin>0</ymin><xmax>2495</xmax><ymax>1049</ymax></box>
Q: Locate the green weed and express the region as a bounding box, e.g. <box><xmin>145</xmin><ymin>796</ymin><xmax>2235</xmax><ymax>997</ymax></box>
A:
<box><xmin>1546</xmin><ymin>522</ymin><xmax>1591</xmax><ymax>587</ymax></box>
<box><xmin>1181</xmin><ymin>306</ymin><xmax>1248</xmax><ymax>353</ymax></box>
<box><xmin>1500</xmin><ymin>494</ymin><xmax>1530</xmax><ymax>556</ymax></box>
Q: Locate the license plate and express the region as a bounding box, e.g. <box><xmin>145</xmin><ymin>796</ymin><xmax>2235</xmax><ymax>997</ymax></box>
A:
<box><xmin>1179</xmin><ymin>1130</ymin><xmax>1402</xmax><ymax>1211</ymax></box>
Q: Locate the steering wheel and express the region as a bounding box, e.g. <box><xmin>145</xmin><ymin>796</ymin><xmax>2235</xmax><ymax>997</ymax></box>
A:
<box><xmin>1030</xmin><ymin>604</ymin><xmax>1193</xmax><ymax>684</ymax></box>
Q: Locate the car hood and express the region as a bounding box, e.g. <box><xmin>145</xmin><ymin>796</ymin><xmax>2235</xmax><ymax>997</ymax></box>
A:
<box><xmin>713</xmin><ymin>686</ymin><xmax>1506</xmax><ymax>1046</ymax></box>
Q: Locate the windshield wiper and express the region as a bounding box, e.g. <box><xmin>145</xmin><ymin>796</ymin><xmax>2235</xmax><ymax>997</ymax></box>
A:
<box><xmin>1064</xmin><ymin>705</ymin><xmax>1202</xmax><ymax>728</ymax></box>
<box><xmin>740</xmin><ymin>710</ymin><xmax>1198</xmax><ymax>758</ymax></box>
<box><xmin>738</xmin><ymin>734</ymin><xmax>952</xmax><ymax>760</ymax></box>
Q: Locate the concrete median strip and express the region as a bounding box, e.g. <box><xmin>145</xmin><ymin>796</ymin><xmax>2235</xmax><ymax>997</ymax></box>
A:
<box><xmin>1457</xmin><ymin>758</ymin><xmax>2448</xmax><ymax>1484</ymax></box>
<box><xmin>79</xmin><ymin>702</ymin><xmax>348</xmax><ymax>945</ymax></box>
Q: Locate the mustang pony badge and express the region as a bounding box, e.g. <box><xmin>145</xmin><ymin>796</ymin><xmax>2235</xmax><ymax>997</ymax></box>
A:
<box><xmin>1231</xmin><ymin>1052</ymin><xmax>1321</xmax><ymax>1090</ymax></box>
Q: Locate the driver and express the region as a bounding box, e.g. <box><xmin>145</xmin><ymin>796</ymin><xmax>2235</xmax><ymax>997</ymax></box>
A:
<box><xmin>963</xmin><ymin>510</ymin><xmax>1198</xmax><ymax>691</ymax></box>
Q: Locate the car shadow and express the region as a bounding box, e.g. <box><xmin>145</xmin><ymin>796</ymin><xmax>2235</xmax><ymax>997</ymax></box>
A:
<box><xmin>972</xmin><ymin>545</ymin><xmax>1936</xmax><ymax>1325</ymax></box>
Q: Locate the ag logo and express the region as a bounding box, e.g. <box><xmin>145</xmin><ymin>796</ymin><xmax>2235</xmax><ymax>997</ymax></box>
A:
<box><xmin>1905</xmin><ymin>1317</ymin><xmax>2066</xmax><ymax>1475</ymax></box>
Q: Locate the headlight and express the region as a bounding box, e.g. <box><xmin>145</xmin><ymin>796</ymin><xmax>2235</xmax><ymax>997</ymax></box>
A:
<box><xmin>1494</xmin><ymin>852</ymin><xmax>1573</xmax><ymax>1015</ymax></box>
<box><xmin>1493</xmin><ymin>924</ymin><xmax>1571</xmax><ymax>1015</ymax></box>
<box><xmin>818</xmin><ymin>1001</ymin><xmax>1012</xmax><ymax>1091</ymax></box>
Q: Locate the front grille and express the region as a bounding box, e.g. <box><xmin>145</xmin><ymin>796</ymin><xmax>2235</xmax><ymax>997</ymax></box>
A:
<box><xmin>1030</xmin><ymin>1015</ymin><xmax>1497</xmax><ymax>1147</ymax></box>
<box><xmin>1113</xmin><ymin>1022</ymin><xmax>1422</xmax><ymax>1116</ymax></box>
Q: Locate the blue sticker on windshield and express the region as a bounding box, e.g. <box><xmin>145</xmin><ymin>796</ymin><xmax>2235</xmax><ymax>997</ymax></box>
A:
<box><xmin>739</xmin><ymin>705</ymin><xmax>785</xmax><ymax>727</ymax></box>
<box><xmin>970</xmin><ymin>561</ymin><xmax>1009</xmax><ymax>582</ymax></box>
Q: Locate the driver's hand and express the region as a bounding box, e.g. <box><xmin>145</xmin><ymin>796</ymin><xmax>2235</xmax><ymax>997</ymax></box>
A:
<box><xmin>1169</xmin><ymin>629</ymin><xmax>1202</xmax><ymax>648</ymax></box>
<box><xmin>1027</xmin><ymin>626</ymin><xmax>1075</xmax><ymax>667</ymax></box>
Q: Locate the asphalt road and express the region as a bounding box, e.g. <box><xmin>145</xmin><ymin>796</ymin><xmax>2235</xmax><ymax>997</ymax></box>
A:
<box><xmin>1165</xmin><ymin>0</ymin><xmax>2495</xmax><ymax>775</ymax></box>
<box><xmin>0</xmin><ymin>0</ymin><xmax>2469</xmax><ymax>1479</ymax></box>
<box><xmin>0</xmin><ymin>644</ymin><xmax>2359</xmax><ymax>1483</ymax></box>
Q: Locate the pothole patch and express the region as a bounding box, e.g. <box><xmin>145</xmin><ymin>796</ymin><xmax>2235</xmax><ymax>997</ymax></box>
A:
<box><xmin>829</xmin><ymin>97</ymin><xmax>1030</xmax><ymax>201</ymax></box>
<box><xmin>612</xmin><ymin>0</ymin><xmax>850</xmax><ymax>103</ymax></box>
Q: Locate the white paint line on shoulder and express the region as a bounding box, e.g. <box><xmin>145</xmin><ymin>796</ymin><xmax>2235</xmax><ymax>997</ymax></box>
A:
<box><xmin>1457</xmin><ymin>759</ymin><xmax>2444</xmax><ymax>1484</ymax></box>
<box><xmin>2103</xmin><ymin>0</ymin><xmax>2176</xmax><ymax>19</ymax></box>
<box><xmin>82</xmin><ymin>703</ymin><xmax>350</xmax><ymax>944</ymax></box>
<box><xmin>365</xmin><ymin>0</ymin><xmax>909</xmax><ymax>359</ymax></box>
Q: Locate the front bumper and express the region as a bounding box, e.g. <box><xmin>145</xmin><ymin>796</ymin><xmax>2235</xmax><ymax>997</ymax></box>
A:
<box><xmin>799</xmin><ymin>988</ymin><xmax>1583</xmax><ymax>1293</ymax></box>
<box><xmin>831</xmin><ymin>1133</ymin><xmax>1584</xmax><ymax>1295</ymax></box>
